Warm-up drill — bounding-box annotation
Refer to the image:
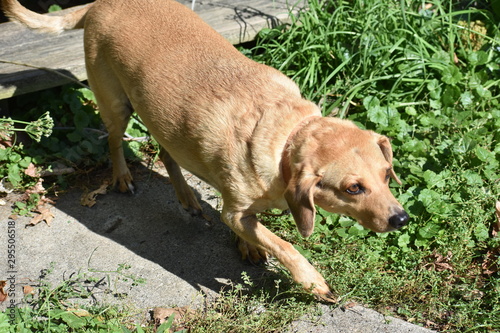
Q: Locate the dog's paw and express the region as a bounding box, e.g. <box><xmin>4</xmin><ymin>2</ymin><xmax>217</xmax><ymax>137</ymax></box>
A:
<box><xmin>174</xmin><ymin>184</ymin><xmax>202</xmax><ymax>216</ymax></box>
<box><xmin>237</xmin><ymin>238</ymin><xmax>268</xmax><ymax>265</ymax></box>
<box><xmin>179</xmin><ymin>195</ymin><xmax>202</xmax><ymax>217</ymax></box>
<box><xmin>311</xmin><ymin>284</ymin><xmax>339</xmax><ymax>303</ymax></box>
<box><xmin>114</xmin><ymin>173</ymin><xmax>135</xmax><ymax>193</ymax></box>
<box><xmin>294</xmin><ymin>268</ymin><xmax>338</xmax><ymax>303</ymax></box>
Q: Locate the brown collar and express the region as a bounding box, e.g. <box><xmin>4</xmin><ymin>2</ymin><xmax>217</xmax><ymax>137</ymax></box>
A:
<box><xmin>281</xmin><ymin>116</ymin><xmax>320</xmax><ymax>186</ymax></box>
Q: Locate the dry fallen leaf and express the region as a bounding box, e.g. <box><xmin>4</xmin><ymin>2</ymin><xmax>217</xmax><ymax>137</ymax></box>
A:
<box><xmin>26</xmin><ymin>178</ymin><xmax>46</xmax><ymax>195</ymax></box>
<box><xmin>23</xmin><ymin>285</ymin><xmax>35</xmax><ymax>295</ymax></box>
<box><xmin>153</xmin><ymin>306</ymin><xmax>193</xmax><ymax>330</ymax></box>
<box><xmin>342</xmin><ymin>302</ymin><xmax>357</xmax><ymax>310</ymax></box>
<box><xmin>24</xmin><ymin>163</ymin><xmax>39</xmax><ymax>178</ymax></box>
<box><xmin>80</xmin><ymin>181</ymin><xmax>109</xmax><ymax>208</ymax></box>
<box><xmin>67</xmin><ymin>308</ymin><xmax>91</xmax><ymax>317</ymax></box>
<box><xmin>28</xmin><ymin>205</ymin><xmax>54</xmax><ymax>227</ymax></box>
<box><xmin>0</xmin><ymin>281</ymin><xmax>7</xmax><ymax>303</ymax></box>
<box><xmin>482</xmin><ymin>249</ymin><xmax>499</xmax><ymax>275</ymax></box>
<box><xmin>423</xmin><ymin>251</ymin><xmax>454</xmax><ymax>272</ymax></box>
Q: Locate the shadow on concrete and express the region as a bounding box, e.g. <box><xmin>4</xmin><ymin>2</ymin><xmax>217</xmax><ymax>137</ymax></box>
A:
<box><xmin>51</xmin><ymin>162</ymin><xmax>269</xmax><ymax>298</ymax></box>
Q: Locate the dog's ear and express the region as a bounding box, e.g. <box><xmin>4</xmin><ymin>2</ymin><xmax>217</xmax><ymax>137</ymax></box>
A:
<box><xmin>376</xmin><ymin>135</ymin><xmax>402</xmax><ymax>185</ymax></box>
<box><xmin>284</xmin><ymin>168</ymin><xmax>321</xmax><ymax>238</ymax></box>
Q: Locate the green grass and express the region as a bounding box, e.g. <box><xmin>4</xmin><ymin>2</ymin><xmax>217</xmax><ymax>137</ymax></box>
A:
<box><xmin>244</xmin><ymin>0</ymin><xmax>500</xmax><ymax>331</ymax></box>
<box><xmin>2</xmin><ymin>0</ymin><xmax>500</xmax><ymax>331</ymax></box>
<box><xmin>0</xmin><ymin>263</ymin><xmax>148</xmax><ymax>332</ymax></box>
<box><xmin>0</xmin><ymin>266</ymin><xmax>313</xmax><ymax>333</ymax></box>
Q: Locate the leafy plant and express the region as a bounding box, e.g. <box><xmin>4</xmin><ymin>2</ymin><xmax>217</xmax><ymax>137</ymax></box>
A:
<box><xmin>1</xmin><ymin>263</ymin><xmax>150</xmax><ymax>332</ymax></box>
<box><xmin>183</xmin><ymin>272</ymin><xmax>315</xmax><ymax>333</ymax></box>
<box><xmin>247</xmin><ymin>0</ymin><xmax>500</xmax><ymax>331</ymax></box>
<box><xmin>0</xmin><ymin>83</ymin><xmax>156</xmax><ymax>211</ymax></box>
<box><xmin>0</xmin><ymin>112</ymin><xmax>54</xmax><ymax>189</ymax></box>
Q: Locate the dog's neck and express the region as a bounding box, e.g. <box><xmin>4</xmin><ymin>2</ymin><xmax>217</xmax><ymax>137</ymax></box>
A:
<box><xmin>281</xmin><ymin>116</ymin><xmax>320</xmax><ymax>186</ymax></box>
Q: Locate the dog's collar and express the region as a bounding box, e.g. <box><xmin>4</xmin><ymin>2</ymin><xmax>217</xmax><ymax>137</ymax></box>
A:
<box><xmin>281</xmin><ymin>116</ymin><xmax>320</xmax><ymax>186</ymax></box>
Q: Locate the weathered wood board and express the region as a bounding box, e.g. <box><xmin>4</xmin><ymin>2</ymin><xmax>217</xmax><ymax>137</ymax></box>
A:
<box><xmin>0</xmin><ymin>0</ymin><xmax>305</xmax><ymax>99</ymax></box>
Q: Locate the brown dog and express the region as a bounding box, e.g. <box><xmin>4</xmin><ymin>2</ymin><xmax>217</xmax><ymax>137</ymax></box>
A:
<box><xmin>3</xmin><ymin>0</ymin><xmax>409</xmax><ymax>301</ymax></box>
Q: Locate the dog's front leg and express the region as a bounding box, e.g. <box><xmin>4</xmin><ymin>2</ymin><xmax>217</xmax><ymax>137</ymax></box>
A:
<box><xmin>222</xmin><ymin>209</ymin><xmax>337</xmax><ymax>302</ymax></box>
<box><xmin>159</xmin><ymin>148</ymin><xmax>202</xmax><ymax>216</ymax></box>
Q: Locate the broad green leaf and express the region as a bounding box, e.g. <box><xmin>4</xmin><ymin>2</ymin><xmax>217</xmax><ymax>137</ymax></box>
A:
<box><xmin>367</xmin><ymin>105</ymin><xmax>397</xmax><ymax>127</ymax></box>
<box><xmin>348</xmin><ymin>223</ymin><xmax>369</xmax><ymax>236</ymax></box>
<box><xmin>441</xmin><ymin>65</ymin><xmax>462</xmax><ymax>85</ymax></box>
<box><xmin>474</xmin><ymin>223</ymin><xmax>489</xmax><ymax>242</ymax></box>
<box><xmin>402</xmin><ymin>139</ymin><xmax>427</xmax><ymax>156</ymax></box>
<box><xmin>78</xmin><ymin>88</ymin><xmax>97</xmax><ymax>103</ymax></box>
<box><xmin>0</xmin><ymin>147</ymin><xmax>10</xmax><ymax>161</ymax></box>
<box><xmin>432</xmin><ymin>50</ymin><xmax>451</xmax><ymax>64</ymax></box>
<box><xmin>335</xmin><ymin>228</ymin><xmax>350</xmax><ymax>239</ymax></box>
<box><xmin>460</xmin><ymin>91</ymin><xmax>474</xmax><ymax>108</ymax></box>
<box><xmin>418</xmin><ymin>188</ymin><xmax>440</xmax><ymax>207</ymax></box>
<box><xmin>418</xmin><ymin>222</ymin><xmax>441</xmax><ymax>239</ymax></box>
<box><xmin>462</xmin><ymin>170</ymin><xmax>483</xmax><ymax>186</ymax></box>
<box><xmin>427</xmin><ymin>79</ymin><xmax>442</xmax><ymax>100</ymax></box>
<box><xmin>475</xmin><ymin>86</ymin><xmax>491</xmax><ymax>98</ymax></box>
<box><xmin>405</xmin><ymin>106</ymin><xmax>417</xmax><ymax>116</ymax></box>
<box><xmin>454</xmin><ymin>136</ymin><xmax>477</xmax><ymax>154</ymax></box>
<box><xmin>67</xmin><ymin>131</ymin><xmax>82</xmax><ymax>143</ymax></box>
<box><xmin>7</xmin><ymin>165</ymin><xmax>21</xmax><ymax>187</ymax></box>
<box><xmin>363</xmin><ymin>95</ymin><xmax>380</xmax><ymax>110</ymax></box>
<box><xmin>8</xmin><ymin>152</ymin><xmax>21</xmax><ymax>163</ymax></box>
<box><xmin>441</xmin><ymin>85</ymin><xmax>461</xmax><ymax>106</ymax></box>
<box><xmin>422</xmin><ymin>170</ymin><xmax>448</xmax><ymax>188</ymax></box>
<box><xmin>398</xmin><ymin>233</ymin><xmax>411</xmax><ymax>248</ymax></box>
<box><xmin>429</xmin><ymin>99</ymin><xmax>441</xmax><ymax>110</ymax></box>
<box><xmin>80</xmin><ymin>140</ymin><xmax>94</xmax><ymax>153</ymax></box>
<box><xmin>339</xmin><ymin>216</ymin><xmax>355</xmax><ymax>227</ymax></box>
<box><xmin>18</xmin><ymin>156</ymin><xmax>32</xmax><ymax>169</ymax></box>
<box><xmin>468</xmin><ymin>51</ymin><xmax>489</xmax><ymax>66</ymax></box>
<box><xmin>74</xmin><ymin>110</ymin><xmax>90</xmax><ymax>131</ymax></box>
<box><xmin>59</xmin><ymin>312</ymin><xmax>87</xmax><ymax>329</ymax></box>
<box><xmin>475</xmin><ymin>146</ymin><xmax>494</xmax><ymax>162</ymax></box>
<box><xmin>48</xmin><ymin>4</ymin><xmax>62</xmax><ymax>12</ymax></box>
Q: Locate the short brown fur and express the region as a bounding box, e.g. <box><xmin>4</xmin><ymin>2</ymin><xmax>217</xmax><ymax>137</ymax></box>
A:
<box><xmin>2</xmin><ymin>0</ymin><xmax>408</xmax><ymax>301</ymax></box>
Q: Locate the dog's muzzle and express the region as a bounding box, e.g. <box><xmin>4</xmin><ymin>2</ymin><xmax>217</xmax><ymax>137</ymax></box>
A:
<box><xmin>388</xmin><ymin>210</ymin><xmax>410</xmax><ymax>229</ymax></box>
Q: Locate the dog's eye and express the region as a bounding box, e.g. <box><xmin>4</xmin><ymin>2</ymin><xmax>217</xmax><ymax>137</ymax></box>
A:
<box><xmin>346</xmin><ymin>184</ymin><xmax>364</xmax><ymax>195</ymax></box>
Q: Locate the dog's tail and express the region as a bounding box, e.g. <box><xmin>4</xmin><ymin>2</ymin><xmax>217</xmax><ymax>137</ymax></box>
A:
<box><xmin>1</xmin><ymin>0</ymin><xmax>91</xmax><ymax>34</ymax></box>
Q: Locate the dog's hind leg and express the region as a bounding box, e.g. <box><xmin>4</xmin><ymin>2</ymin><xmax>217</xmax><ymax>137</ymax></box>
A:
<box><xmin>159</xmin><ymin>148</ymin><xmax>202</xmax><ymax>215</ymax></box>
<box><xmin>87</xmin><ymin>66</ymin><xmax>135</xmax><ymax>193</ymax></box>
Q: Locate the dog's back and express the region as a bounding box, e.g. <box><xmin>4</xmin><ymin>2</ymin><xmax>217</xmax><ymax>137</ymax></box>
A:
<box><xmin>83</xmin><ymin>0</ymin><xmax>316</xmax><ymax>195</ymax></box>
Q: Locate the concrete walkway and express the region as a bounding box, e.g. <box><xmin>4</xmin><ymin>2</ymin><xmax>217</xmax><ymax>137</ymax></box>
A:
<box><xmin>0</xmin><ymin>161</ymin><xmax>434</xmax><ymax>332</ymax></box>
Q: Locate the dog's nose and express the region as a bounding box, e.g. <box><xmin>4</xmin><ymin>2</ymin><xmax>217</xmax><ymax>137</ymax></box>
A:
<box><xmin>389</xmin><ymin>210</ymin><xmax>409</xmax><ymax>229</ymax></box>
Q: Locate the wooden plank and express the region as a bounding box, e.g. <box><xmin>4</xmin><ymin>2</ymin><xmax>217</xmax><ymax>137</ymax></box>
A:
<box><xmin>0</xmin><ymin>0</ymin><xmax>305</xmax><ymax>99</ymax></box>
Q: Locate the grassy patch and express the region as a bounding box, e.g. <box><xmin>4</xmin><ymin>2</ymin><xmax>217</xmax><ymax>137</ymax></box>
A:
<box><xmin>1</xmin><ymin>268</ymin><xmax>314</xmax><ymax>332</ymax></box>
<box><xmin>184</xmin><ymin>272</ymin><xmax>316</xmax><ymax>333</ymax></box>
<box><xmin>244</xmin><ymin>0</ymin><xmax>500</xmax><ymax>331</ymax></box>
<box><xmin>1</xmin><ymin>263</ymin><xmax>147</xmax><ymax>332</ymax></box>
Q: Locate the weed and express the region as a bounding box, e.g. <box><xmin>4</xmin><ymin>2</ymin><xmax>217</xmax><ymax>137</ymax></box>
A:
<box><xmin>184</xmin><ymin>272</ymin><xmax>316</xmax><ymax>333</ymax></box>
<box><xmin>248</xmin><ymin>0</ymin><xmax>500</xmax><ymax>331</ymax></box>
<box><xmin>0</xmin><ymin>262</ymin><xmax>152</xmax><ymax>332</ymax></box>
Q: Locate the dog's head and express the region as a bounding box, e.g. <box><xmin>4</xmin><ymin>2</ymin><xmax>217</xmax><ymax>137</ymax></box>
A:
<box><xmin>284</xmin><ymin>117</ymin><xmax>409</xmax><ymax>237</ymax></box>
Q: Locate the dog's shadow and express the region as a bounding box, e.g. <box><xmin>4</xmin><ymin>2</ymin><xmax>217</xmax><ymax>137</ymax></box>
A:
<box><xmin>53</xmin><ymin>162</ymin><xmax>269</xmax><ymax>302</ymax></box>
